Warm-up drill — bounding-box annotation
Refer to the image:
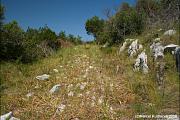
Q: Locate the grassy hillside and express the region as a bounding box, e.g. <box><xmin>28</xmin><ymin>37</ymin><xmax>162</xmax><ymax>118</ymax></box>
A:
<box><xmin>0</xmin><ymin>30</ymin><xmax>179</xmax><ymax>119</ymax></box>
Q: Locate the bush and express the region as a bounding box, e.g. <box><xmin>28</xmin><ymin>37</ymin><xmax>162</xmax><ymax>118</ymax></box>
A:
<box><xmin>0</xmin><ymin>21</ymin><xmax>25</xmax><ymax>60</ymax></box>
<box><xmin>0</xmin><ymin>21</ymin><xmax>60</xmax><ymax>63</ymax></box>
<box><xmin>85</xmin><ymin>3</ymin><xmax>145</xmax><ymax>45</ymax></box>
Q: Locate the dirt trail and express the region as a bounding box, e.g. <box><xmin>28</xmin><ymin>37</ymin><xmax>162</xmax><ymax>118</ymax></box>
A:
<box><xmin>1</xmin><ymin>45</ymin><xmax>135</xmax><ymax>120</ymax></box>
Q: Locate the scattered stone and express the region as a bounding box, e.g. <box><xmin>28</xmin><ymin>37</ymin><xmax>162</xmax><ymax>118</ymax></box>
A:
<box><xmin>163</xmin><ymin>29</ymin><xmax>176</xmax><ymax>36</ymax></box>
<box><xmin>0</xmin><ymin>111</ymin><xmax>12</xmax><ymax>120</ymax></box>
<box><xmin>35</xmin><ymin>85</ymin><xmax>40</xmax><ymax>89</ymax></box>
<box><xmin>89</xmin><ymin>66</ymin><xmax>93</xmax><ymax>69</ymax></box>
<box><xmin>80</xmin><ymin>82</ymin><xmax>87</xmax><ymax>90</ymax></box>
<box><xmin>57</xmin><ymin>104</ymin><xmax>66</xmax><ymax>113</ymax></box>
<box><xmin>36</xmin><ymin>74</ymin><xmax>50</xmax><ymax>80</ymax></box>
<box><xmin>49</xmin><ymin>84</ymin><xmax>61</xmax><ymax>94</ymax></box>
<box><xmin>68</xmin><ymin>91</ymin><xmax>74</xmax><ymax>97</ymax></box>
<box><xmin>98</xmin><ymin>96</ymin><xmax>104</xmax><ymax>105</ymax></box>
<box><xmin>134</xmin><ymin>50</ymin><xmax>149</xmax><ymax>73</ymax></box>
<box><xmin>53</xmin><ymin>69</ymin><xmax>59</xmax><ymax>73</ymax></box>
<box><xmin>26</xmin><ymin>92</ymin><xmax>34</xmax><ymax>98</ymax></box>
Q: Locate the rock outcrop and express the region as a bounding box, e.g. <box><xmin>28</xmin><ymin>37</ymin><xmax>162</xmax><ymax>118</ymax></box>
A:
<box><xmin>134</xmin><ymin>50</ymin><xmax>149</xmax><ymax>74</ymax></box>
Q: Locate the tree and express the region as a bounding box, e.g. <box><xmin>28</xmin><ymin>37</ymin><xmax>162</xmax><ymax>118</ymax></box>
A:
<box><xmin>120</xmin><ymin>2</ymin><xmax>132</xmax><ymax>11</ymax></box>
<box><xmin>38</xmin><ymin>25</ymin><xmax>57</xmax><ymax>42</ymax></box>
<box><xmin>136</xmin><ymin>0</ymin><xmax>160</xmax><ymax>17</ymax></box>
<box><xmin>85</xmin><ymin>16</ymin><xmax>104</xmax><ymax>38</ymax></box>
<box><xmin>58</xmin><ymin>31</ymin><xmax>66</xmax><ymax>40</ymax></box>
<box><xmin>0</xmin><ymin>21</ymin><xmax>25</xmax><ymax>60</ymax></box>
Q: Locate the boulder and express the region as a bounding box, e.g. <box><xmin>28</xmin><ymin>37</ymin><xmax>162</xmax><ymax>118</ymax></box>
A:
<box><xmin>36</xmin><ymin>74</ymin><xmax>50</xmax><ymax>80</ymax></box>
<box><xmin>0</xmin><ymin>111</ymin><xmax>13</xmax><ymax>120</ymax></box>
<box><xmin>150</xmin><ymin>42</ymin><xmax>164</xmax><ymax>61</ymax></box>
<box><xmin>154</xmin><ymin>46</ymin><xmax>164</xmax><ymax>61</ymax></box>
<box><xmin>134</xmin><ymin>50</ymin><xmax>149</xmax><ymax>74</ymax></box>
<box><xmin>49</xmin><ymin>84</ymin><xmax>61</xmax><ymax>94</ymax></box>
<box><xmin>128</xmin><ymin>39</ymin><xmax>139</xmax><ymax>57</ymax></box>
<box><xmin>164</xmin><ymin>44</ymin><xmax>179</xmax><ymax>54</ymax></box>
<box><xmin>163</xmin><ymin>29</ymin><xmax>176</xmax><ymax>36</ymax></box>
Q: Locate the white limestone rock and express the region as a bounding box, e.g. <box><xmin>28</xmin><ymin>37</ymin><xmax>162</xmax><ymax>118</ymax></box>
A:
<box><xmin>154</xmin><ymin>38</ymin><xmax>161</xmax><ymax>42</ymax></box>
<box><xmin>150</xmin><ymin>41</ymin><xmax>164</xmax><ymax>61</ymax></box>
<box><xmin>49</xmin><ymin>84</ymin><xmax>61</xmax><ymax>94</ymax></box>
<box><xmin>128</xmin><ymin>39</ymin><xmax>139</xmax><ymax>57</ymax></box>
<box><xmin>26</xmin><ymin>92</ymin><xmax>34</xmax><ymax>98</ymax></box>
<box><xmin>164</xmin><ymin>44</ymin><xmax>179</xmax><ymax>49</ymax></box>
<box><xmin>138</xmin><ymin>44</ymin><xmax>143</xmax><ymax>50</ymax></box>
<box><xmin>68</xmin><ymin>91</ymin><xmax>74</xmax><ymax>97</ymax></box>
<box><xmin>164</xmin><ymin>29</ymin><xmax>176</xmax><ymax>36</ymax></box>
<box><xmin>53</xmin><ymin>69</ymin><xmax>59</xmax><ymax>73</ymax></box>
<box><xmin>134</xmin><ymin>50</ymin><xmax>149</xmax><ymax>74</ymax></box>
<box><xmin>80</xmin><ymin>82</ymin><xmax>87</xmax><ymax>90</ymax></box>
<box><xmin>36</xmin><ymin>74</ymin><xmax>50</xmax><ymax>80</ymax></box>
<box><xmin>164</xmin><ymin>44</ymin><xmax>179</xmax><ymax>54</ymax></box>
<box><xmin>57</xmin><ymin>104</ymin><xmax>66</xmax><ymax>113</ymax></box>
<box><xmin>0</xmin><ymin>111</ymin><xmax>13</xmax><ymax>120</ymax></box>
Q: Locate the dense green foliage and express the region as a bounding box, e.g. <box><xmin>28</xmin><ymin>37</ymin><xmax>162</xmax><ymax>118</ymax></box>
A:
<box><xmin>0</xmin><ymin>5</ymin><xmax>83</xmax><ymax>63</ymax></box>
<box><xmin>85</xmin><ymin>16</ymin><xmax>104</xmax><ymax>38</ymax></box>
<box><xmin>0</xmin><ymin>20</ymin><xmax>83</xmax><ymax>63</ymax></box>
<box><xmin>85</xmin><ymin>0</ymin><xmax>179</xmax><ymax>45</ymax></box>
<box><xmin>58</xmin><ymin>31</ymin><xmax>83</xmax><ymax>45</ymax></box>
<box><xmin>85</xmin><ymin>2</ymin><xmax>145</xmax><ymax>45</ymax></box>
<box><xmin>0</xmin><ymin>21</ymin><xmax>60</xmax><ymax>62</ymax></box>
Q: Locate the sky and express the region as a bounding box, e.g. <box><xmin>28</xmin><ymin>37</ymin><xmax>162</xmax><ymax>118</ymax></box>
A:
<box><xmin>2</xmin><ymin>0</ymin><xmax>136</xmax><ymax>41</ymax></box>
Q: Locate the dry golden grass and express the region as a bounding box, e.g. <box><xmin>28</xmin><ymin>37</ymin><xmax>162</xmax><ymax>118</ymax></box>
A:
<box><xmin>0</xmin><ymin>35</ymin><xmax>179</xmax><ymax>120</ymax></box>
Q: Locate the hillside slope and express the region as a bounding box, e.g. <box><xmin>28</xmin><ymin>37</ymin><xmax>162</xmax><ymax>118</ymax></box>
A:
<box><xmin>0</xmin><ymin>37</ymin><xmax>179</xmax><ymax>119</ymax></box>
